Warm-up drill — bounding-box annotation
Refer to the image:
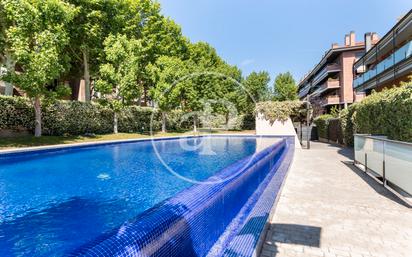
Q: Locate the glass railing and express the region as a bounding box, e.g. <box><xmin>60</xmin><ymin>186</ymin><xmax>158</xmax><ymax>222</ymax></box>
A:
<box><xmin>353</xmin><ymin>40</ymin><xmax>412</xmax><ymax>88</ymax></box>
<box><xmin>354</xmin><ymin>134</ymin><xmax>412</xmax><ymax>197</ymax></box>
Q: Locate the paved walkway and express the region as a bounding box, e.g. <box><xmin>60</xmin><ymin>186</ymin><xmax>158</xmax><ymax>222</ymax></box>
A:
<box><xmin>260</xmin><ymin>142</ymin><xmax>412</xmax><ymax>257</ymax></box>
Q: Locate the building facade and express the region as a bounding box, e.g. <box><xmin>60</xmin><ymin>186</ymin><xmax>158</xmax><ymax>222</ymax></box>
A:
<box><xmin>298</xmin><ymin>31</ymin><xmax>378</xmax><ymax>113</ymax></box>
<box><xmin>353</xmin><ymin>10</ymin><xmax>412</xmax><ymax>94</ymax></box>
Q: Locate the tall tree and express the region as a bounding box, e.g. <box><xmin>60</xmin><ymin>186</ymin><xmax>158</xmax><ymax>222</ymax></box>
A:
<box><xmin>66</xmin><ymin>0</ymin><xmax>116</xmax><ymax>102</ymax></box>
<box><xmin>239</xmin><ymin>71</ymin><xmax>271</xmax><ymax>114</ymax></box>
<box><xmin>213</xmin><ymin>63</ymin><xmax>242</xmax><ymax>129</ymax></box>
<box><xmin>148</xmin><ymin>56</ymin><xmax>189</xmax><ymax>132</ymax></box>
<box><xmin>183</xmin><ymin>42</ymin><xmax>224</xmax><ymax>131</ymax></box>
<box><xmin>139</xmin><ymin>15</ymin><xmax>188</xmax><ymax>105</ymax></box>
<box><xmin>2</xmin><ymin>0</ymin><xmax>76</xmax><ymax>137</ymax></box>
<box><xmin>94</xmin><ymin>34</ymin><xmax>142</xmax><ymax>133</ymax></box>
<box><xmin>273</xmin><ymin>72</ymin><xmax>298</xmax><ymax>101</ymax></box>
<box><xmin>0</xmin><ymin>1</ymin><xmax>16</xmax><ymax>96</ymax></box>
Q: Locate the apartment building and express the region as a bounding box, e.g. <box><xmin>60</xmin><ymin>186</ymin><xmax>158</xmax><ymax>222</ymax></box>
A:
<box><xmin>353</xmin><ymin>9</ymin><xmax>412</xmax><ymax>94</ymax></box>
<box><xmin>298</xmin><ymin>31</ymin><xmax>378</xmax><ymax>113</ymax></box>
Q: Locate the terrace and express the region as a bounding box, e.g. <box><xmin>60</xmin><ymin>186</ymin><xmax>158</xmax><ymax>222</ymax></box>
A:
<box><xmin>261</xmin><ymin>142</ymin><xmax>412</xmax><ymax>257</ymax></box>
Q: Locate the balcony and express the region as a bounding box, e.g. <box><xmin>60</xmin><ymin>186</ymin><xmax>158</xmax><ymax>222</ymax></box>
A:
<box><xmin>354</xmin><ymin>40</ymin><xmax>412</xmax><ymax>90</ymax></box>
<box><xmin>298</xmin><ymin>84</ymin><xmax>311</xmax><ymax>99</ymax></box>
<box><xmin>312</xmin><ymin>79</ymin><xmax>340</xmax><ymax>96</ymax></box>
<box><xmin>312</xmin><ymin>63</ymin><xmax>341</xmax><ymax>86</ymax></box>
<box><xmin>322</xmin><ymin>95</ymin><xmax>340</xmax><ymax>106</ymax></box>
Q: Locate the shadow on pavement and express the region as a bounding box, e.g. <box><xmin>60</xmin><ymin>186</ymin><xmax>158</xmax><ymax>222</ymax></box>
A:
<box><xmin>261</xmin><ymin>223</ymin><xmax>321</xmax><ymax>256</ymax></box>
<box><xmin>342</xmin><ymin>161</ymin><xmax>410</xmax><ymax>208</ymax></box>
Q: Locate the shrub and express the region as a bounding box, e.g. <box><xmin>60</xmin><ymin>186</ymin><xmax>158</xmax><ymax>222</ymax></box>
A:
<box><xmin>0</xmin><ymin>96</ymin><xmax>196</xmax><ymax>136</ymax></box>
<box><xmin>315</xmin><ymin>80</ymin><xmax>412</xmax><ymax>146</ymax></box>
<box><xmin>313</xmin><ymin>114</ymin><xmax>333</xmax><ymax>139</ymax></box>
<box><xmin>42</xmin><ymin>101</ymin><xmax>114</xmax><ymax>135</ymax></box>
<box><xmin>118</xmin><ymin>106</ymin><xmax>160</xmax><ymax>133</ymax></box>
<box><xmin>353</xmin><ymin>83</ymin><xmax>412</xmax><ymax>142</ymax></box>
<box><xmin>255</xmin><ymin>100</ymin><xmax>305</xmax><ymax>123</ymax></box>
<box><xmin>0</xmin><ymin>96</ymin><xmax>34</xmax><ymax>131</ymax></box>
<box><xmin>339</xmin><ymin>104</ymin><xmax>357</xmax><ymax>146</ymax></box>
<box><xmin>328</xmin><ymin>118</ymin><xmax>344</xmax><ymax>144</ymax></box>
<box><xmin>232</xmin><ymin>113</ymin><xmax>255</xmax><ymax>130</ymax></box>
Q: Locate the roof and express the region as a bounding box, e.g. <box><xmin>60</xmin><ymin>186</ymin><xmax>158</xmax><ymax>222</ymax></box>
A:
<box><xmin>298</xmin><ymin>44</ymin><xmax>365</xmax><ymax>89</ymax></box>
<box><xmin>354</xmin><ymin>8</ymin><xmax>412</xmax><ymax>68</ymax></box>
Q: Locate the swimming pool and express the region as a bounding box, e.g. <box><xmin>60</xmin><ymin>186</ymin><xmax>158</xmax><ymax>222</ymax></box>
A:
<box><xmin>0</xmin><ymin>135</ymin><xmax>293</xmax><ymax>256</ymax></box>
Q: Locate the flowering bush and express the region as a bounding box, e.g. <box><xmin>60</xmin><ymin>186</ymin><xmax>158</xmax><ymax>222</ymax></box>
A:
<box><xmin>255</xmin><ymin>100</ymin><xmax>305</xmax><ymax>123</ymax></box>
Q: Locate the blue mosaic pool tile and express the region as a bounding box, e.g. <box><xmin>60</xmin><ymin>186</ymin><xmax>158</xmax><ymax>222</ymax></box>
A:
<box><xmin>71</xmin><ymin>136</ymin><xmax>294</xmax><ymax>257</ymax></box>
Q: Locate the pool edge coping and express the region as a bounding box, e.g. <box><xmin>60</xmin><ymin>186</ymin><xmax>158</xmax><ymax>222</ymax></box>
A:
<box><xmin>0</xmin><ymin>134</ymin><xmax>297</xmax><ymax>155</ymax></box>
<box><xmin>1</xmin><ymin>134</ymin><xmax>260</xmax><ymax>155</ymax></box>
<box><xmin>254</xmin><ymin>139</ymin><xmax>295</xmax><ymax>257</ymax></box>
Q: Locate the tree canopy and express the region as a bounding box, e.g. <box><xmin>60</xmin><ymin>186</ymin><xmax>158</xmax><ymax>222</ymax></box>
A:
<box><xmin>0</xmin><ymin>0</ymin><xmax>298</xmax><ymax>135</ymax></box>
<box><xmin>273</xmin><ymin>72</ymin><xmax>298</xmax><ymax>101</ymax></box>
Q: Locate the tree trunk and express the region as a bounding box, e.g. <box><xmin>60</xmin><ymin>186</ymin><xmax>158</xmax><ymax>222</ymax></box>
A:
<box><xmin>141</xmin><ymin>85</ymin><xmax>148</xmax><ymax>106</ymax></box>
<box><xmin>4</xmin><ymin>81</ymin><xmax>13</xmax><ymax>96</ymax></box>
<box><xmin>113</xmin><ymin>112</ymin><xmax>118</xmax><ymax>134</ymax></box>
<box><xmin>4</xmin><ymin>51</ymin><xmax>15</xmax><ymax>96</ymax></box>
<box><xmin>193</xmin><ymin>114</ymin><xmax>198</xmax><ymax>133</ymax></box>
<box><xmin>34</xmin><ymin>97</ymin><xmax>42</xmax><ymax>137</ymax></box>
<box><xmin>225</xmin><ymin>112</ymin><xmax>230</xmax><ymax>130</ymax></box>
<box><xmin>82</xmin><ymin>49</ymin><xmax>91</xmax><ymax>102</ymax></box>
<box><xmin>161</xmin><ymin>111</ymin><xmax>167</xmax><ymax>133</ymax></box>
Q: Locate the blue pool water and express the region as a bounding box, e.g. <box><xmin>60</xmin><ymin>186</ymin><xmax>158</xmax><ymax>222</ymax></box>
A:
<box><xmin>0</xmin><ymin>136</ymin><xmax>271</xmax><ymax>256</ymax></box>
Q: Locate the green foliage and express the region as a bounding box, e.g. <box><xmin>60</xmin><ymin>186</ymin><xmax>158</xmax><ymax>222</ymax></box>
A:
<box><xmin>339</xmin><ymin>104</ymin><xmax>357</xmax><ymax>146</ymax></box>
<box><xmin>0</xmin><ymin>96</ymin><xmax>34</xmax><ymax>130</ymax></box>
<box><xmin>330</xmin><ymin>106</ymin><xmax>340</xmax><ymax>118</ymax></box>
<box><xmin>273</xmin><ymin>72</ymin><xmax>298</xmax><ymax>101</ymax></box>
<box><xmin>0</xmin><ymin>96</ymin><xmax>194</xmax><ymax>135</ymax></box>
<box><xmin>117</xmin><ymin>106</ymin><xmax>160</xmax><ymax>133</ymax></box>
<box><xmin>314</xmin><ymin>80</ymin><xmax>412</xmax><ymax>145</ymax></box>
<box><xmin>233</xmin><ymin>113</ymin><xmax>255</xmax><ymax>130</ymax></box>
<box><xmin>2</xmin><ymin>0</ymin><xmax>76</xmax><ymax>98</ymax></box>
<box><xmin>95</xmin><ymin>34</ymin><xmax>142</xmax><ymax>110</ymax></box>
<box><xmin>255</xmin><ymin>100</ymin><xmax>304</xmax><ymax>123</ymax></box>
<box><xmin>240</xmin><ymin>71</ymin><xmax>271</xmax><ymax>113</ymax></box>
<box><xmin>41</xmin><ymin>101</ymin><xmax>113</xmax><ymax>135</ymax></box>
<box><xmin>313</xmin><ymin>114</ymin><xmax>334</xmax><ymax>139</ymax></box>
<box><xmin>148</xmin><ymin>56</ymin><xmax>189</xmax><ymax>112</ymax></box>
<box><xmin>353</xmin><ymin>83</ymin><xmax>412</xmax><ymax>142</ymax></box>
<box><xmin>0</xmin><ymin>0</ymin><xmax>303</xmax><ymax>137</ymax></box>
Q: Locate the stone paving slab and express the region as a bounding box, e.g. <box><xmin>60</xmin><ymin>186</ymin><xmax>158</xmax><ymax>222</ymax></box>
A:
<box><xmin>260</xmin><ymin>142</ymin><xmax>412</xmax><ymax>257</ymax></box>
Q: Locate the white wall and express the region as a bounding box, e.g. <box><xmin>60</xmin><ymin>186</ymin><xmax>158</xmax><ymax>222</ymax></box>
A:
<box><xmin>255</xmin><ymin>113</ymin><xmax>301</xmax><ymax>149</ymax></box>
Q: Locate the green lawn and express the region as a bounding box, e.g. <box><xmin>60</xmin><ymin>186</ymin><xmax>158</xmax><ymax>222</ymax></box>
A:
<box><xmin>0</xmin><ymin>130</ymin><xmax>255</xmax><ymax>150</ymax></box>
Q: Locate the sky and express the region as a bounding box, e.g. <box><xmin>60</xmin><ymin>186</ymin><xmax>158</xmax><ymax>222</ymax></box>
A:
<box><xmin>158</xmin><ymin>0</ymin><xmax>411</xmax><ymax>83</ymax></box>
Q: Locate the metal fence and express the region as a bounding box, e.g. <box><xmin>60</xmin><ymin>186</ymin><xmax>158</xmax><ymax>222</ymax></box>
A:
<box><xmin>354</xmin><ymin>134</ymin><xmax>412</xmax><ymax>197</ymax></box>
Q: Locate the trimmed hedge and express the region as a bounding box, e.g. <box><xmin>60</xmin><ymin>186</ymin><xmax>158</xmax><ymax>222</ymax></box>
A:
<box><xmin>313</xmin><ymin>114</ymin><xmax>333</xmax><ymax>139</ymax></box>
<box><xmin>42</xmin><ymin>101</ymin><xmax>114</xmax><ymax>135</ymax></box>
<box><xmin>313</xmin><ymin>81</ymin><xmax>412</xmax><ymax>146</ymax></box>
<box><xmin>353</xmin><ymin>84</ymin><xmax>412</xmax><ymax>142</ymax></box>
<box><xmin>0</xmin><ymin>96</ymin><xmax>197</xmax><ymax>136</ymax></box>
<box><xmin>0</xmin><ymin>96</ymin><xmax>34</xmax><ymax>131</ymax></box>
<box><xmin>0</xmin><ymin>96</ymin><xmax>253</xmax><ymax>136</ymax></box>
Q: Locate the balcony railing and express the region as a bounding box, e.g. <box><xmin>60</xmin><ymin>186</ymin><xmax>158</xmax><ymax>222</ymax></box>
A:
<box><xmin>298</xmin><ymin>84</ymin><xmax>311</xmax><ymax>98</ymax></box>
<box><xmin>312</xmin><ymin>79</ymin><xmax>340</xmax><ymax>97</ymax></box>
<box><xmin>322</xmin><ymin>95</ymin><xmax>340</xmax><ymax>106</ymax></box>
<box><xmin>354</xmin><ymin>134</ymin><xmax>412</xmax><ymax>201</ymax></box>
<box><xmin>312</xmin><ymin>63</ymin><xmax>341</xmax><ymax>86</ymax></box>
<box><xmin>354</xmin><ymin>40</ymin><xmax>412</xmax><ymax>88</ymax></box>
